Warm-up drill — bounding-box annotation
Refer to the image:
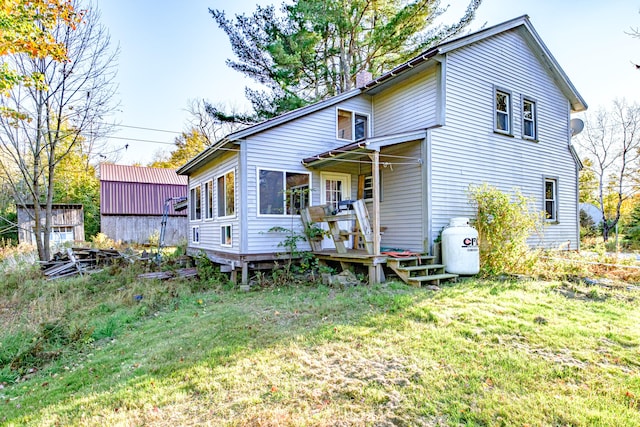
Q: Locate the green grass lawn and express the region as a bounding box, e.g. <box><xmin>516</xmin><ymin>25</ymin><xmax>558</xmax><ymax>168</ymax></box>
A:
<box><xmin>1</xmin><ymin>272</ymin><xmax>639</xmax><ymax>426</ymax></box>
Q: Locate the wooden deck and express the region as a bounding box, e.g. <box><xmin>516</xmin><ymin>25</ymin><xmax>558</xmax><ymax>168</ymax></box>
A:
<box><xmin>314</xmin><ymin>250</ymin><xmax>387</xmax><ymax>285</ymax></box>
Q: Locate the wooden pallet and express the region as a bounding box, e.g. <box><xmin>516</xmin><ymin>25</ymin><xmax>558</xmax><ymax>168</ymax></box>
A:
<box><xmin>385</xmin><ymin>255</ymin><xmax>458</xmax><ymax>287</ymax></box>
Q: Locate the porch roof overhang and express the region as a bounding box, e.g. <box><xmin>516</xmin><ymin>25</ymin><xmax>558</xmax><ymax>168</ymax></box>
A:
<box><xmin>301</xmin><ymin>130</ymin><xmax>427</xmax><ymax>168</ymax></box>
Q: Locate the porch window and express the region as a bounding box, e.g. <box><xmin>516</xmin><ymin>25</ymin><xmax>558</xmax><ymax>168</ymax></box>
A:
<box><xmin>337</xmin><ymin>108</ymin><xmax>368</xmax><ymax>141</ymax></box>
<box><xmin>259</xmin><ymin>169</ymin><xmax>310</xmax><ymax>215</ymax></box>
<box><xmin>217</xmin><ymin>170</ymin><xmax>235</xmax><ymax>218</ymax></box>
<box><xmin>494</xmin><ymin>87</ymin><xmax>512</xmax><ymax>135</ymax></box>
<box><xmin>221</xmin><ymin>224</ymin><xmax>232</xmax><ymax>246</ymax></box>
<box><xmin>190</xmin><ymin>186</ymin><xmax>201</xmax><ymax>220</ymax></box>
<box><xmin>192</xmin><ymin>226</ymin><xmax>200</xmax><ymax>244</ymax></box>
<box><xmin>204</xmin><ymin>180</ymin><xmax>213</xmax><ymax>219</ymax></box>
<box><xmin>522</xmin><ymin>97</ymin><xmax>537</xmax><ymax>140</ymax></box>
<box><xmin>544</xmin><ymin>178</ymin><xmax>558</xmax><ymax>222</ymax></box>
<box><xmin>361</xmin><ymin>173</ymin><xmax>383</xmax><ymax>201</ymax></box>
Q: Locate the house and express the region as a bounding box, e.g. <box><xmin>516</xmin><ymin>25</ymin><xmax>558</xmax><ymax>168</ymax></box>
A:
<box><xmin>17</xmin><ymin>204</ymin><xmax>85</xmax><ymax>245</ymax></box>
<box><xmin>99</xmin><ymin>164</ymin><xmax>188</xmax><ymax>245</ymax></box>
<box><xmin>177</xmin><ymin>15</ymin><xmax>587</xmax><ymax>284</ymax></box>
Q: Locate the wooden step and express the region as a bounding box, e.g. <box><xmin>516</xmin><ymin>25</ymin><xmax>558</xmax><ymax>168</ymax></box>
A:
<box><xmin>385</xmin><ymin>255</ymin><xmax>435</xmax><ymax>269</ymax></box>
<box><xmin>397</xmin><ymin>264</ymin><xmax>445</xmax><ymax>272</ymax></box>
<box><xmin>406</xmin><ymin>273</ymin><xmax>458</xmax><ymax>287</ymax></box>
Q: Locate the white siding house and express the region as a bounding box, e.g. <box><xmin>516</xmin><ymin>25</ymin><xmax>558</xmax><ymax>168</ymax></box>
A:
<box><xmin>177</xmin><ymin>15</ymin><xmax>587</xmax><ymax>283</ymax></box>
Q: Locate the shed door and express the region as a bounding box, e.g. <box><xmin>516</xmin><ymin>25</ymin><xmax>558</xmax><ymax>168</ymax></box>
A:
<box><xmin>320</xmin><ymin>172</ymin><xmax>351</xmax><ymax>249</ymax></box>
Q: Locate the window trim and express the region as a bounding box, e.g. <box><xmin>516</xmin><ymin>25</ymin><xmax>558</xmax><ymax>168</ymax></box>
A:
<box><xmin>521</xmin><ymin>95</ymin><xmax>538</xmax><ymax>141</ymax></box>
<box><xmin>336</xmin><ymin>108</ymin><xmax>370</xmax><ymax>141</ymax></box>
<box><xmin>257</xmin><ymin>167</ymin><xmax>311</xmax><ymax>217</ymax></box>
<box><xmin>191</xmin><ymin>226</ymin><xmax>200</xmax><ymax>244</ymax></box>
<box><xmin>220</xmin><ymin>224</ymin><xmax>232</xmax><ymax>247</ymax></box>
<box><xmin>544</xmin><ymin>177</ymin><xmax>559</xmax><ymax>223</ymax></box>
<box><xmin>190</xmin><ymin>185</ymin><xmax>202</xmax><ymax>221</ymax></box>
<box><xmin>493</xmin><ymin>86</ymin><xmax>513</xmax><ymax>136</ymax></box>
<box><xmin>216</xmin><ymin>168</ymin><xmax>236</xmax><ymax>219</ymax></box>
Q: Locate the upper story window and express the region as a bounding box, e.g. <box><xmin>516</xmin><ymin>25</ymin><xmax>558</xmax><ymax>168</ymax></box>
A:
<box><xmin>494</xmin><ymin>88</ymin><xmax>512</xmax><ymax>135</ymax></box>
<box><xmin>337</xmin><ymin>108</ymin><xmax>368</xmax><ymax>141</ymax></box>
<box><xmin>522</xmin><ymin>97</ymin><xmax>537</xmax><ymax>140</ymax></box>
<box><xmin>217</xmin><ymin>170</ymin><xmax>235</xmax><ymax>218</ymax></box>
<box><xmin>190</xmin><ymin>185</ymin><xmax>201</xmax><ymax>221</ymax></box>
<box><xmin>259</xmin><ymin>169</ymin><xmax>310</xmax><ymax>215</ymax></box>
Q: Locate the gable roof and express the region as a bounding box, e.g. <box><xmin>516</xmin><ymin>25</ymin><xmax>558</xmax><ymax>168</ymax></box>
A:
<box><xmin>363</xmin><ymin>15</ymin><xmax>587</xmax><ymax>112</ymax></box>
<box><xmin>100</xmin><ymin>164</ymin><xmax>187</xmax><ymax>186</ymax></box>
<box><xmin>178</xmin><ymin>15</ymin><xmax>586</xmax><ymax>175</ymax></box>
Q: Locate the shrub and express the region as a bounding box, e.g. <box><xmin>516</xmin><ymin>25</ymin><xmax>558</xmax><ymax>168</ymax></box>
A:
<box><xmin>468</xmin><ymin>183</ymin><xmax>544</xmax><ymax>275</ymax></box>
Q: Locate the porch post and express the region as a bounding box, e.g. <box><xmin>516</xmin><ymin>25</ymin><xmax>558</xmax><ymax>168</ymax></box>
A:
<box><xmin>372</xmin><ymin>150</ymin><xmax>381</xmax><ymax>256</ymax></box>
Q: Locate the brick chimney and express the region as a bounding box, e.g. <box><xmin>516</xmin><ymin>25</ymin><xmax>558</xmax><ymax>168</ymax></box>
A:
<box><xmin>355</xmin><ymin>70</ymin><xmax>373</xmax><ymax>88</ymax></box>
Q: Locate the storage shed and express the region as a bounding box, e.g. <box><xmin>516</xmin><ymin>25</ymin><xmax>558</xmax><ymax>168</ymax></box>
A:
<box><xmin>99</xmin><ymin>164</ymin><xmax>188</xmax><ymax>245</ymax></box>
<box><xmin>17</xmin><ymin>203</ymin><xmax>85</xmax><ymax>245</ymax></box>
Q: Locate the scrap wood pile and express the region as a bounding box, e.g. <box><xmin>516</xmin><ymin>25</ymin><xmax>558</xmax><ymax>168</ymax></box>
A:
<box><xmin>40</xmin><ymin>247</ymin><xmax>124</xmax><ymax>280</ymax></box>
<box><xmin>137</xmin><ymin>268</ymin><xmax>199</xmax><ymax>280</ymax></box>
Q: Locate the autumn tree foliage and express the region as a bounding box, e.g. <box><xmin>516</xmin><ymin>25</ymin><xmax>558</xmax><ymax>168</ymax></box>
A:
<box><xmin>0</xmin><ymin>0</ymin><xmax>81</xmax><ymax>93</ymax></box>
<box><xmin>575</xmin><ymin>99</ymin><xmax>640</xmax><ymax>242</ymax></box>
<box><xmin>210</xmin><ymin>0</ymin><xmax>483</xmax><ymax>121</ymax></box>
<box><xmin>0</xmin><ymin>0</ymin><xmax>117</xmax><ymax>260</ymax></box>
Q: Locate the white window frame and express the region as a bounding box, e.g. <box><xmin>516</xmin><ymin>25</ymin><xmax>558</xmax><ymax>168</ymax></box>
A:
<box><xmin>494</xmin><ymin>86</ymin><xmax>512</xmax><ymax>135</ymax></box>
<box><xmin>190</xmin><ymin>185</ymin><xmax>201</xmax><ymax>221</ymax></box>
<box><xmin>522</xmin><ymin>96</ymin><xmax>537</xmax><ymax>140</ymax></box>
<box><xmin>191</xmin><ymin>226</ymin><xmax>200</xmax><ymax>244</ymax></box>
<box><xmin>220</xmin><ymin>224</ymin><xmax>232</xmax><ymax>247</ymax></box>
<box><xmin>544</xmin><ymin>177</ymin><xmax>558</xmax><ymax>223</ymax></box>
<box><xmin>257</xmin><ymin>168</ymin><xmax>311</xmax><ymax>217</ymax></box>
<box><xmin>216</xmin><ymin>169</ymin><xmax>236</xmax><ymax>219</ymax></box>
<box><xmin>204</xmin><ymin>180</ymin><xmax>214</xmax><ymax>219</ymax></box>
<box><xmin>336</xmin><ymin>108</ymin><xmax>369</xmax><ymax>141</ymax></box>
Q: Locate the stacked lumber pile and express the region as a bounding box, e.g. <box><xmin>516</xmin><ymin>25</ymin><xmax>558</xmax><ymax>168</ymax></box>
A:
<box><xmin>41</xmin><ymin>247</ymin><xmax>123</xmax><ymax>280</ymax></box>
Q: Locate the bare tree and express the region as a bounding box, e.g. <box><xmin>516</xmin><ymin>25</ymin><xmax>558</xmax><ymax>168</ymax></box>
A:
<box><xmin>186</xmin><ymin>99</ymin><xmax>246</xmax><ymax>144</ymax></box>
<box><xmin>575</xmin><ymin>99</ymin><xmax>640</xmax><ymax>242</ymax></box>
<box><xmin>0</xmin><ymin>0</ymin><xmax>118</xmax><ymax>261</ymax></box>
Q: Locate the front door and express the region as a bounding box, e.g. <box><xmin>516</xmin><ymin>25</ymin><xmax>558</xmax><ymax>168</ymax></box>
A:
<box><xmin>320</xmin><ymin>172</ymin><xmax>351</xmax><ymax>249</ymax></box>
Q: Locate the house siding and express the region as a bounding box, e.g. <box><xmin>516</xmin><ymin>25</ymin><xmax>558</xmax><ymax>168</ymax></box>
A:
<box><xmin>372</xmin><ymin>64</ymin><xmax>439</xmax><ymax>135</ymax></box>
<box><xmin>243</xmin><ymin>96</ymin><xmax>371</xmax><ymax>255</ymax></box>
<box><xmin>429</xmin><ymin>29</ymin><xmax>578</xmax><ymax>248</ymax></box>
<box><xmin>188</xmin><ymin>151</ymin><xmax>241</xmax><ymax>254</ymax></box>
<box><xmin>378</xmin><ymin>141</ymin><xmax>425</xmax><ymax>252</ymax></box>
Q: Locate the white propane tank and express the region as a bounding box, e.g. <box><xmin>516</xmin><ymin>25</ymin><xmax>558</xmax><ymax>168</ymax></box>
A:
<box><xmin>441</xmin><ymin>217</ymin><xmax>479</xmax><ymax>275</ymax></box>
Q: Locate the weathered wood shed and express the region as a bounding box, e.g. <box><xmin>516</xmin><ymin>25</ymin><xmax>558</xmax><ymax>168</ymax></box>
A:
<box><xmin>99</xmin><ymin>164</ymin><xmax>188</xmax><ymax>245</ymax></box>
<box><xmin>17</xmin><ymin>204</ymin><xmax>85</xmax><ymax>244</ymax></box>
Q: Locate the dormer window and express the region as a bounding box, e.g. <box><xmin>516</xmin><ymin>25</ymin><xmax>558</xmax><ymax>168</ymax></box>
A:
<box><xmin>337</xmin><ymin>108</ymin><xmax>368</xmax><ymax>141</ymax></box>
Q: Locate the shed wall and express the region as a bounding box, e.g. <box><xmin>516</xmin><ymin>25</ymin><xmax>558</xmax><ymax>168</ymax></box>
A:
<box><xmin>100</xmin><ymin>215</ymin><xmax>187</xmax><ymax>246</ymax></box>
<box><xmin>100</xmin><ymin>182</ymin><xmax>187</xmax><ymax>216</ymax></box>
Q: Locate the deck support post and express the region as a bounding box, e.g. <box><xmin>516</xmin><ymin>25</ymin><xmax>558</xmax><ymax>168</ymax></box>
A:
<box><xmin>241</xmin><ymin>261</ymin><xmax>249</xmax><ymax>285</ymax></box>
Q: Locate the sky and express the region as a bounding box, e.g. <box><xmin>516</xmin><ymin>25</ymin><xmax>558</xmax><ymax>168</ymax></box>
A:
<box><xmin>95</xmin><ymin>0</ymin><xmax>640</xmax><ymax>165</ymax></box>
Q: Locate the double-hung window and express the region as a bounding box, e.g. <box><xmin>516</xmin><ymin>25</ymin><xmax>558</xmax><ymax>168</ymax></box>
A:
<box><xmin>259</xmin><ymin>169</ymin><xmax>310</xmax><ymax>215</ymax></box>
<box><xmin>337</xmin><ymin>109</ymin><xmax>368</xmax><ymax>141</ymax></box>
<box><xmin>522</xmin><ymin>97</ymin><xmax>537</xmax><ymax>140</ymax></box>
<box><xmin>217</xmin><ymin>170</ymin><xmax>235</xmax><ymax>218</ymax></box>
<box><xmin>494</xmin><ymin>88</ymin><xmax>512</xmax><ymax>135</ymax></box>
<box><xmin>190</xmin><ymin>186</ymin><xmax>201</xmax><ymax>220</ymax></box>
<box><xmin>544</xmin><ymin>178</ymin><xmax>558</xmax><ymax>222</ymax></box>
